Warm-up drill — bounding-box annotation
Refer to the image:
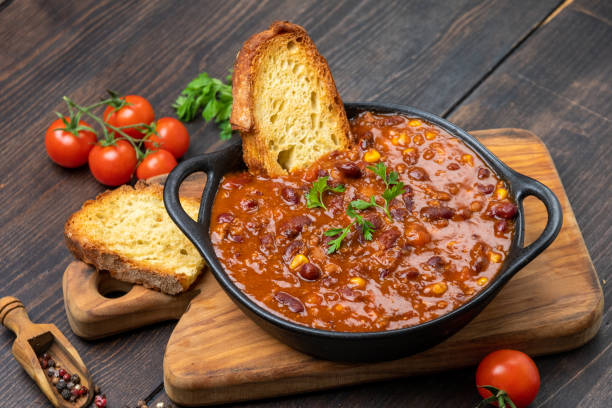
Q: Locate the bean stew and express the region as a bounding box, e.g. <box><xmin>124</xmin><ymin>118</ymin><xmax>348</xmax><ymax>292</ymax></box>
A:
<box><xmin>210</xmin><ymin>112</ymin><xmax>518</xmax><ymax>332</ymax></box>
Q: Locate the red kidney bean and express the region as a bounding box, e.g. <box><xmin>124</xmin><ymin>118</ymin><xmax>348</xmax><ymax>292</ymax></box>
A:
<box><xmin>477</xmin><ymin>183</ymin><xmax>495</xmax><ymax>194</ymax></box>
<box><xmin>274</xmin><ymin>291</ymin><xmax>305</xmax><ymax>313</ymax></box>
<box><xmin>408</xmin><ymin>167</ymin><xmax>429</xmax><ymax>181</ymax></box>
<box><xmin>280</xmin><ymin>215</ymin><xmax>313</xmax><ymax>238</ymax></box>
<box><xmin>229</xmin><ymin>234</ymin><xmax>244</xmax><ymax>243</ymax></box>
<box><xmin>403</xmin><ymin>193</ymin><xmax>414</xmax><ymax>212</ymax></box>
<box><xmin>336</xmin><ymin>162</ymin><xmax>362</xmax><ymax>178</ymax></box>
<box><xmin>217</xmin><ymin>212</ymin><xmax>234</xmax><ymax>223</ymax></box>
<box><xmin>472</xmin><ymin>256</ymin><xmax>489</xmax><ymax>273</ymax></box>
<box><xmin>317</xmin><ymin>169</ymin><xmax>329</xmax><ymax>178</ymax></box>
<box><xmin>447</xmin><ymin>163</ymin><xmax>460</xmax><ymax>171</ymax></box>
<box><xmin>240</xmin><ymin>198</ymin><xmax>259</xmax><ymax>213</ymax></box>
<box><xmin>494</xmin><ymin>220</ymin><xmax>508</xmax><ymax>234</ymax></box>
<box><xmin>378</xmin><ymin>228</ymin><xmax>401</xmax><ymax>249</ymax></box>
<box><xmin>427</xmin><ymin>256</ymin><xmax>445</xmax><ymax>269</ymax></box>
<box><xmin>281</xmin><ymin>187</ymin><xmax>300</xmax><ymax>205</ymax></box>
<box><xmin>298</xmin><ymin>263</ymin><xmax>321</xmax><ymax>281</ymax></box>
<box><xmin>390</xmin><ymin>207</ymin><xmax>409</xmax><ymax>220</ymax></box>
<box><xmin>477</xmin><ymin>167</ymin><xmax>490</xmax><ymax>179</ymax></box>
<box><xmin>421</xmin><ymin>206</ymin><xmax>454</xmax><ymax>220</ymax></box>
<box><xmin>382</xmin><ymin>116</ymin><xmax>403</xmax><ymax>126</ymax></box>
<box><xmin>492</xmin><ymin>202</ymin><xmax>518</xmax><ymax>219</ymax></box>
<box><xmin>399</xmin><ymin>268</ymin><xmax>420</xmax><ymax>280</ymax></box>
<box><xmin>283</xmin><ymin>240</ymin><xmax>304</xmax><ymax>262</ymax></box>
<box><xmin>363</xmin><ymin>212</ymin><xmax>383</xmax><ymax>229</ymax></box>
<box><xmin>453</xmin><ymin>207</ymin><xmax>472</xmax><ymax>221</ymax></box>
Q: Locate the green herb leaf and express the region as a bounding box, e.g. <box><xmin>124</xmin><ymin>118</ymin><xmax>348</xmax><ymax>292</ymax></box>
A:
<box><xmin>326</xmin><ymin>223</ymin><xmax>352</xmax><ymax>254</ymax></box>
<box><xmin>174</xmin><ymin>70</ymin><xmax>234</xmax><ymax>139</ymax></box>
<box><xmin>350</xmin><ymin>196</ymin><xmax>377</xmax><ymax>210</ymax></box>
<box><xmin>306</xmin><ymin>176</ymin><xmax>345</xmax><ymax>210</ymax></box>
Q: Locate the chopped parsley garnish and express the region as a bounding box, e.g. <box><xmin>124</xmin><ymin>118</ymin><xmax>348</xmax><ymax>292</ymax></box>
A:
<box><xmin>306</xmin><ymin>176</ymin><xmax>345</xmax><ymax>210</ymax></box>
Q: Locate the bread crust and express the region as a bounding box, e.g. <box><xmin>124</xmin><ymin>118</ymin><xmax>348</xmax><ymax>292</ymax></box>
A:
<box><xmin>64</xmin><ymin>184</ymin><xmax>202</xmax><ymax>295</ymax></box>
<box><xmin>230</xmin><ymin>21</ymin><xmax>351</xmax><ymax>176</ymax></box>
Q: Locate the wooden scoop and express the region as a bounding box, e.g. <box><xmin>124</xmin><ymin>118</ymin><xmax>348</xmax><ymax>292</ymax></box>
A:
<box><xmin>0</xmin><ymin>296</ymin><xmax>94</xmax><ymax>408</ymax></box>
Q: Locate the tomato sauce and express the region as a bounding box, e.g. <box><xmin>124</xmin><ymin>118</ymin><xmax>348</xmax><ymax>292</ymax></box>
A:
<box><xmin>210</xmin><ymin>112</ymin><xmax>517</xmax><ymax>332</ymax></box>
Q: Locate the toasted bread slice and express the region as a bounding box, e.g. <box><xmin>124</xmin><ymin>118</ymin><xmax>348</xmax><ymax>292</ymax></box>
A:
<box><xmin>231</xmin><ymin>21</ymin><xmax>351</xmax><ymax>176</ymax></box>
<box><xmin>65</xmin><ymin>183</ymin><xmax>205</xmax><ymax>295</ymax></box>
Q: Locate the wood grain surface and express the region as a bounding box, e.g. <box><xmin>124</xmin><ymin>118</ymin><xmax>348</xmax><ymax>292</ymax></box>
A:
<box><xmin>0</xmin><ymin>0</ymin><xmax>609</xmax><ymax>406</ymax></box>
<box><xmin>161</xmin><ymin>129</ymin><xmax>602</xmax><ymax>406</ymax></box>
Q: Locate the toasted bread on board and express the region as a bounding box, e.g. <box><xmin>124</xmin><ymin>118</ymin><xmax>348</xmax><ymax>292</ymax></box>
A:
<box><xmin>64</xmin><ymin>182</ymin><xmax>205</xmax><ymax>295</ymax></box>
<box><xmin>230</xmin><ymin>21</ymin><xmax>351</xmax><ymax>176</ymax></box>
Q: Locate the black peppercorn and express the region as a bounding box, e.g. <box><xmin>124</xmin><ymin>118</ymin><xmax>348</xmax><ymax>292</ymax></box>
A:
<box><xmin>56</xmin><ymin>379</ymin><xmax>66</xmax><ymax>391</ymax></box>
<box><xmin>47</xmin><ymin>359</ymin><xmax>55</xmax><ymax>368</ymax></box>
<box><xmin>61</xmin><ymin>388</ymin><xmax>71</xmax><ymax>400</ymax></box>
<box><xmin>67</xmin><ymin>381</ymin><xmax>75</xmax><ymax>390</ymax></box>
<box><xmin>71</xmin><ymin>373</ymin><xmax>80</xmax><ymax>384</ymax></box>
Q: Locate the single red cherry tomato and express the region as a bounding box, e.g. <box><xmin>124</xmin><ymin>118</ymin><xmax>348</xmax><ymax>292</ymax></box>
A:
<box><xmin>45</xmin><ymin>117</ymin><xmax>97</xmax><ymax>168</ymax></box>
<box><xmin>476</xmin><ymin>349</ymin><xmax>540</xmax><ymax>408</ymax></box>
<box><xmin>88</xmin><ymin>140</ymin><xmax>137</xmax><ymax>186</ymax></box>
<box><xmin>136</xmin><ymin>149</ymin><xmax>178</xmax><ymax>180</ymax></box>
<box><xmin>104</xmin><ymin>95</ymin><xmax>155</xmax><ymax>139</ymax></box>
<box><xmin>144</xmin><ymin>117</ymin><xmax>190</xmax><ymax>159</ymax></box>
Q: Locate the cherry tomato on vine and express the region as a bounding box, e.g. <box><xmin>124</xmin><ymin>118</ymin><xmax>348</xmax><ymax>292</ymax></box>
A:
<box><xmin>88</xmin><ymin>139</ymin><xmax>137</xmax><ymax>186</ymax></box>
<box><xmin>45</xmin><ymin>117</ymin><xmax>97</xmax><ymax>168</ymax></box>
<box><xmin>144</xmin><ymin>117</ymin><xmax>190</xmax><ymax>159</ymax></box>
<box><xmin>476</xmin><ymin>349</ymin><xmax>540</xmax><ymax>408</ymax></box>
<box><xmin>136</xmin><ymin>149</ymin><xmax>178</xmax><ymax>180</ymax></box>
<box><xmin>104</xmin><ymin>95</ymin><xmax>155</xmax><ymax>139</ymax></box>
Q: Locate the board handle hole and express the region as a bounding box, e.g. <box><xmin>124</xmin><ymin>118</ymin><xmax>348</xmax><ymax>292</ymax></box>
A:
<box><xmin>97</xmin><ymin>271</ymin><xmax>134</xmax><ymax>299</ymax></box>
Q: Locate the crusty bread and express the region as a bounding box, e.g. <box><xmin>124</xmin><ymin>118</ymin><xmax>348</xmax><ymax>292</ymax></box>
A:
<box><xmin>230</xmin><ymin>21</ymin><xmax>351</xmax><ymax>176</ymax></box>
<box><xmin>64</xmin><ymin>183</ymin><xmax>205</xmax><ymax>295</ymax></box>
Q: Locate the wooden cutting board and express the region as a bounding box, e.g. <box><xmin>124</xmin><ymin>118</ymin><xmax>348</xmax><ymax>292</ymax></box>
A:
<box><xmin>161</xmin><ymin>129</ymin><xmax>602</xmax><ymax>406</ymax></box>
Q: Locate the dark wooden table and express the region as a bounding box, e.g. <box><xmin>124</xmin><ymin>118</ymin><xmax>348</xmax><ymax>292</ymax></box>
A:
<box><xmin>1</xmin><ymin>0</ymin><xmax>609</xmax><ymax>406</ymax></box>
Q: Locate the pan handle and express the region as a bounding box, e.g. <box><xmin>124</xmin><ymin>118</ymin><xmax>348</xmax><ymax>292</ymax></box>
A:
<box><xmin>510</xmin><ymin>174</ymin><xmax>563</xmax><ymax>270</ymax></box>
<box><xmin>163</xmin><ymin>141</ymin><xmax>242</xmax><ymax>255</ymax></box>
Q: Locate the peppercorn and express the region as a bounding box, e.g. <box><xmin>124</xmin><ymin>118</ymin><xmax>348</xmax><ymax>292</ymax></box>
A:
<box><xmin>61</xmin><ymin>388</ymin><xmax>71</xmax><ymax>400</ymax></box>
<box><xmin>80</xmin><ymin>385</ymin><xmax>89</xmax><ymax>396</ymax></box>
<box><xmin>67</xmin><ymin>381</ymin><xmax>74</xmax><ymax>390</ymax></box>
<box><xmin>71</xmin><ymin>387</ymin><xmax>80</xmax><ymax>397</ymax></box>
<box><xmin>47</xmin><ymin>367</ymin><xmax>55</xmax><ymax>377</ymax></box>
<box><xmin>71</xmin><ymin>373</ymin><xmax>80</xmax><ymax>384</ymax></box>
<box><xmin>42</xmin><ymin>353</ymin><xmax>50</xmax><ymax>360</ymax></box>
<box><xmin>56</xmin><ymin>379</ymin><xmax>66</xmax><ymax>391</ymax></box>
<box><xmin>63</xmin><ymin>373</ymin><xmax>71</xmax><ymax>381</ymax></box>
<box><xmin>58</xmin><ymin>368</ymin><xmax>66</xmax><ymax>377</ymax></box>
<box><xmin>47</xmin><ymin>359</ymin><xmax>55</xmax><ymax>368</ymax></box>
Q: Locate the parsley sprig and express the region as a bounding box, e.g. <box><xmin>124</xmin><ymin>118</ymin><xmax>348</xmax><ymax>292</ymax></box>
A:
<box><xmin>306</xmin><ymin>176</ymin><xmax>345</xmax><ymax>210</ymax></box>
<box><xmin>366</xmin><ymin>162</ymin><xmax>405</xmax><ymax>220</ymax></box>
<box><xmin>324</xmin><ymin>205</ymin><xmax>375</xmax><ymax>254</ymax></box>
<box><xmin>173</xmin><ymin>70</ymin><xmax>234</xmax><ymax>140</ymax></box>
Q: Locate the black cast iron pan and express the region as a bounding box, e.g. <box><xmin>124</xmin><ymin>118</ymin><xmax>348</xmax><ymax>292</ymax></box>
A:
<box><xmin>163</xmin><ymin>103</ymin><xmax>562</xmax><ymax>362</ymax></box>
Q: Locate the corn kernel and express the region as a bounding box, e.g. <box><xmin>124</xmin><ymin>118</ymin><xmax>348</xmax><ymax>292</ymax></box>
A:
<box><xmin>489</xmin><ymin>252</ymin><xmax>502</xmax><ymax>263</ymax></box>
<box><xmin>409</xmin><ymin>119</ymin><xmax>422</xmax><ymax>127</ymax></box>
<box><xmin>461</xmin><ymin>154</ymin><xmax>474</xmax><ymax>166</ymax></box>
<box><xmin>447</xmin><ymin>241</ymin><xmax>457</xmax><ymax>249</ymax></box>
<box><xmin>425</xmin><ymin>130</ymin><xmax>437</xmax><ymax>140</ymax></box>
<box><xmin>363</xmin><ymin>149</ymin><xmax>381</xmax><ymax>162</ymax></box>
<box><xmin>392</xmin><ymin>133</ymin><xmax>408</xmax><ymax>146</ymax></box>
<box><xmin>495</xmin><ymin>188</ymin><xmax>508</xmax><ymax>200</ymax></box>
<box><xmin>333</xmin><ymin>304</ymin><xmax>344</xmax><ymax>312</ymax></box>
<box><xmin>349</xmin><ymin>276</ymin><xmax>367</xmax><ymax>289</ymax></box>
<box><xmin>431</xmin><ymin>282</ymin><xmax>447</xmax><ymax>295</ymax></box>
<box><xmin>477</xmin><ymin>277</ymin><xmax>489</xmax><ymax>286</ymax></box>
<box><xmin>290</xmin><ymin>254</ymin><xmax>308</xmax><ymax>269</ymax></box>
